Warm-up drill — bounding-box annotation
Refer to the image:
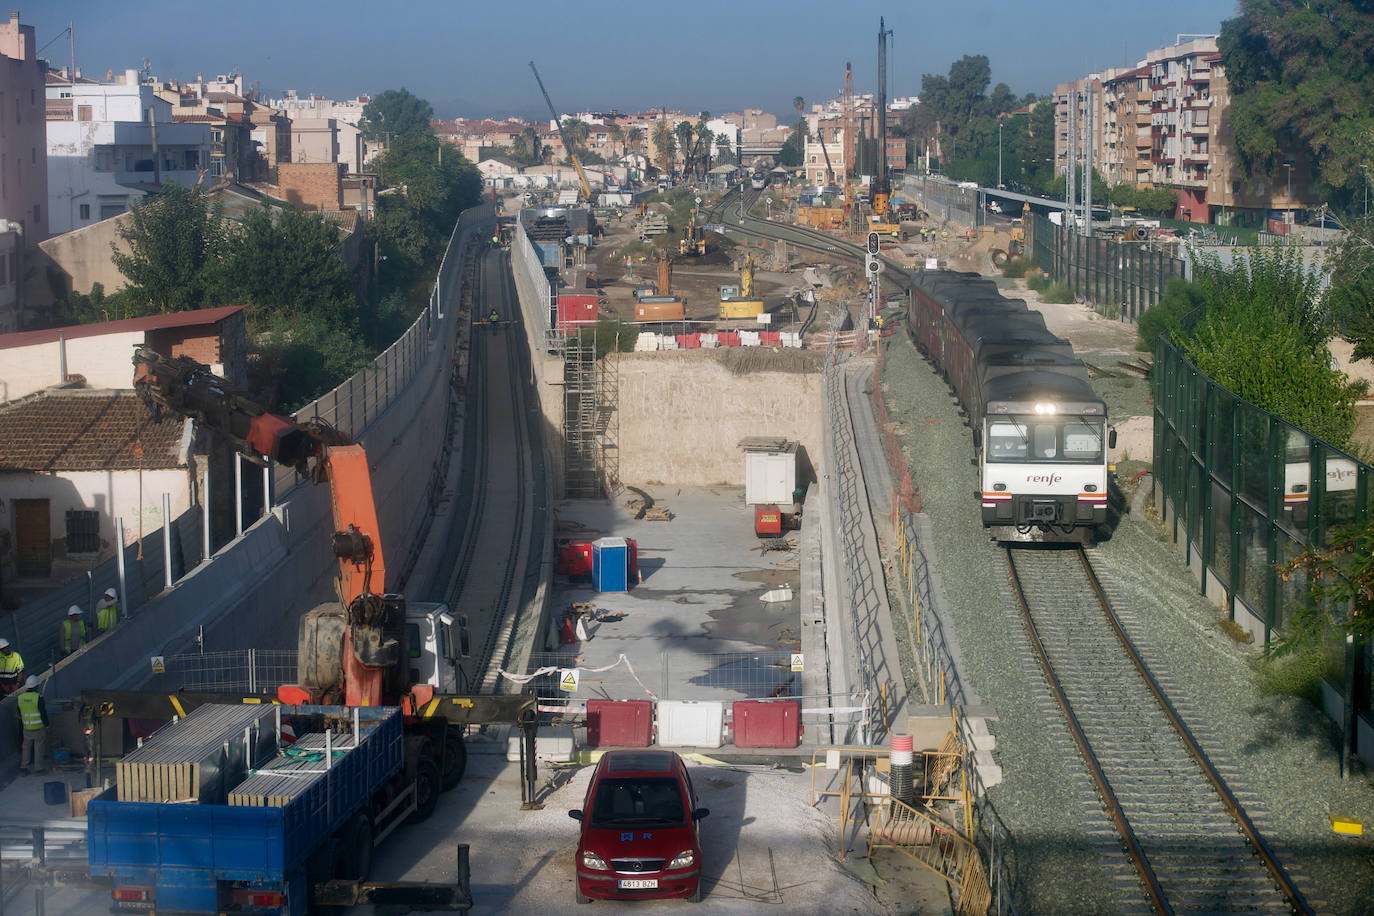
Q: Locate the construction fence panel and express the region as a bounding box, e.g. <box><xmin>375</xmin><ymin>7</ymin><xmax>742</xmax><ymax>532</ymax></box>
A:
<box><xmin>1031</xmin><ymin>214</ymin><xmax>1184</xmax><ymax>321</ymax></box>
<box><xmin>152</xmin><ymin>648</ymin><xmax>299</xmax><ymax>695</ymax></box>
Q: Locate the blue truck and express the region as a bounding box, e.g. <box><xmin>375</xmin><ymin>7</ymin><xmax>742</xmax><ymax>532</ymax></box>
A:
<box><xmin>86</xmin><ymin>704</ymin><xmax>470</xmax><ymax>914</ymax></box>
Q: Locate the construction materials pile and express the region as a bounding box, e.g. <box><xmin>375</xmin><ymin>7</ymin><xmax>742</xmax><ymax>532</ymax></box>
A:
<box><xmin>230</xmin><ymin>732</ymin><xmax>357</xmax><ymax>807</ymax></box>
<box><xmin>116</xmin><ymin>704</ymin><xmax>276</xmax><ymax>804</ymax></box>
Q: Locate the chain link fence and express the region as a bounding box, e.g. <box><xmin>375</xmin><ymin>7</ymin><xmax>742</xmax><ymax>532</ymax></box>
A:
<box><xmin>149</xmin><ymin>648</ymin><xmax>299</xmax><ymax>695</ymax></box>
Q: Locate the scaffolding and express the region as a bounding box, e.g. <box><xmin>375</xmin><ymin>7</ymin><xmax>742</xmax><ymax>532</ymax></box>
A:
<box><xmin>561</xmin><ymin>330</ymin><xmax>619</xmax><ymax>499</ymax></box>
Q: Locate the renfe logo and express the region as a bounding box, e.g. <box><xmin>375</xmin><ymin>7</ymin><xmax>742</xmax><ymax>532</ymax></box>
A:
<box><xmin>1026</xmin><ymin>473</ymin><xmax>1063</xmax><ymax>486</ymax></box>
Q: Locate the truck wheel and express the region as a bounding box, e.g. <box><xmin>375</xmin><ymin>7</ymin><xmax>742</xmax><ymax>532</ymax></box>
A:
<box><xmin>407</xmin><ymin>757</ymin><xmax>441</xmax><ymax>824</ymax></box>
<box><xmin>441</xmin><ymin>730</ymin><xmax>467</xmax><ymax>790</ymax></box>
<box><xmin>335</xmin><ymin>813</ymin><xmax>373</xmax><ymax>881</ymax></box>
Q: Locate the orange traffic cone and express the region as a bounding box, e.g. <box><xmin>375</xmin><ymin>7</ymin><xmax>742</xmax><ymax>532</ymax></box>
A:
<box><xmin>560</xmin><ymin>616</ymin><xmax>577</xmax><ymax>645</ymax></box>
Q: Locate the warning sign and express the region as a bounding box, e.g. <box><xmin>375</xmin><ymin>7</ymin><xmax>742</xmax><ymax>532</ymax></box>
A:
<box><xmin>150</xmin><ymin>655</ymin><xmax>166</xmax><ymax>675</ymax></box>
<box><xmin>790</xmin><ymin>653</ymin><xmax>804</xmax><ymax>673</ymax></box>
<box><xmin>559</xmin><ymin>668</ymin><xmax>581</xmax><ymax>693</ymax></box>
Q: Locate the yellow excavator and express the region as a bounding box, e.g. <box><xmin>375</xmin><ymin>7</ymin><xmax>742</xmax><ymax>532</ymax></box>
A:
<box><xmin>720</xmin><ymin>255</ymin><xmax>764</xmax><ymax>320</ymax></box>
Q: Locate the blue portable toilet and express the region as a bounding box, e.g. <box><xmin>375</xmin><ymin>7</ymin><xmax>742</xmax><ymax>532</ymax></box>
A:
<box><xmin>592</xmin><ymin>537</ymin><xmax>629</xmax><ymax>592</ymax></box>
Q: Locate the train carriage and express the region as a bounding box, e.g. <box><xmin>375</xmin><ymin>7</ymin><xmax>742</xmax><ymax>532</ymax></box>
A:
<box><xmin>908</xmin><ymin>270</ymin><xmax>1116</xmax><ymax>541</ymax></box>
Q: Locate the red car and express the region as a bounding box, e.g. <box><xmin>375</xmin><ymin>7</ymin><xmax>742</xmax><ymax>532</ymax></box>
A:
<box><xmin>569</xmin><ymin>750</ymin><xmax>709</xmax><ymax>903</ymax></box>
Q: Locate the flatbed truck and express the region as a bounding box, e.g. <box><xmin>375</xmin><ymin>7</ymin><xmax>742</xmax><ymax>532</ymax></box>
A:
<box><xmin>87</xmin><ymin>704</ymin><xmax>471</xmax><ymax>913</ymax></box>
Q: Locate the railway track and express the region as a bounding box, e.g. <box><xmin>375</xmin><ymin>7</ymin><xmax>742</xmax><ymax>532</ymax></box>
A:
<box><xmin>1006</xmin><ymin>545</ymin><xmax>1309</xmax><ymax>914</ymax></box>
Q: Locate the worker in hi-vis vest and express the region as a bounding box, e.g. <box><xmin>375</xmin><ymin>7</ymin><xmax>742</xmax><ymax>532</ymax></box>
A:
<box><xmin>0</xmin><ymin>638</ymin><xmax>24</xmax><ymax>694</ymax></box>
<box><xmin>17</xmin><ymin>675</ymin><xmax>47</xmax><ymax>775</ymax></box>
<box><xmin>62</xmin><ymin>605</ymin><xmax>87</xmax><ymax>656</ymax></box>
<box><xmin>96</xmin><ymin>588</ymin><xmax>119</xmax><ymax>633</ymax></box>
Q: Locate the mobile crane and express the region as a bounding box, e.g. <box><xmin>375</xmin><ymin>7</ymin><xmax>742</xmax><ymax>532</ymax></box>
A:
<box><xmin>530</xmin><ymin>61</ymin><xmax>595</xmax><ymax>205</ymax></box>
<box><xmin>83</xmin><ymin>348</ymin><xmax>539</xmax><ymax>820</ymax></box>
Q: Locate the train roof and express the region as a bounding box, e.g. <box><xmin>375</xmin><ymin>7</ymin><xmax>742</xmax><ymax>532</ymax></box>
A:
<box><xmin>957</xmin><ymin>312</ymin><xmax>1053</xmax><ymax>343</ymax></box>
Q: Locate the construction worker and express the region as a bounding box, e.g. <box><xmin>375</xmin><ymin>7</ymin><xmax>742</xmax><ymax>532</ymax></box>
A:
<box><xmin>96</xmin><ymin>588</ymin><xmax>119</xmax><ymax>633</ymax></box>
<box><xmin>17</xmin><ymin>675</ymin><xmax>47</xmax><ymax>775</ymax></box>
<box><xmin>0</xmin><ymin>638</ymin><xmax>23</xmax><ymax>695</ymax></box>
<box><xmin>488</xmin><ymin>307</ymin><xmax>500</xmax><ymax>326</ymax></box>
<box><xmin>62</xmin><ymin>605</ymin><xmax>87</xmax><ymax>656</ymax></box>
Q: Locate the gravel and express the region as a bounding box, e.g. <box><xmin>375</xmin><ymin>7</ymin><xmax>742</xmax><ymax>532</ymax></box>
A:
<box><xmin>874</xmin><ymin>323</ymin><xmax>1374</xmax><ymax>914</ymax></box>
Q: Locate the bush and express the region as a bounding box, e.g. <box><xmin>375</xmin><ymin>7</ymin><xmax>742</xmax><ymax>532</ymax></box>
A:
<box><xmin>1025</xmin><ymin>270</ymin><xmax>1051</xmax><ymax>292</ymax></box>
<box><xmin>1137</xmin><ymin>277</ymin><xmax>1206</xmax><ymax>352</ymax></box>
<box><xmin>1002</xmin><ymin>256</ymin><xmax>1036</xmax><ymax>279</ymax></box>
<box><xmin>1042</xmin><ymin>282</ymin><xmax>1074</xmax><ymax>304</ymax></box>
<box><xmin>1253</xmin><ymin>641</ymin><xmax>1328</xmax><ymax>704</ymax></box>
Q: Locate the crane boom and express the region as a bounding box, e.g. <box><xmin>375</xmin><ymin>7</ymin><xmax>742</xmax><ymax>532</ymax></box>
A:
<box><xmin>529</xmin><ymin>61</ymin><xmax>594</xmax><ymax>204</ymax></box>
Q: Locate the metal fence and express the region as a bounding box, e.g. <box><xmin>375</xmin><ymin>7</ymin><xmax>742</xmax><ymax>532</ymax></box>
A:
<box><xmin>1153</xmin><ymin>337</ymin><xmax>1373</xmax><ymax>726</ymax></box>
<box><xmin>1031</xmin><ymin>214</ymin><xmax>1185</xmax><ymax>320</ymax></box>
<box><xmin>150</xmin><ymin>648</ymin><xmax>299</xmax><ymax>694</ymax></box>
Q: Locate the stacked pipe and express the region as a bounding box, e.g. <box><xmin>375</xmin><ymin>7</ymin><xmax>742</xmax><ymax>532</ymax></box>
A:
<box><xmin>877</xmin><ymin>733</ymin><xmax>934</xmax><ymax>845</ymax></box>
<box><xmin>889</xmin><ymin>733</ymin><xmax>915</xmax><ymax>805</ymax></box>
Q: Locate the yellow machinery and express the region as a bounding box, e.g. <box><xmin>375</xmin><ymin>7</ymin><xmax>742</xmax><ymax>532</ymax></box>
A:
<box><xmin>719</xmin><ymin>256</ymin><xmax>764</xmax><ymax>320</ymax></box>
<box><xmin>798</xmin><ymin>206</ymin><xmax>846</xmax><ymax>229</ymax></box>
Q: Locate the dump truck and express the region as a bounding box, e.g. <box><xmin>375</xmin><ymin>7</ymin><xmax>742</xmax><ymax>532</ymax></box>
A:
<box><xmin>87</xmin><ymin>704</ymin><xmax>472</xmax><ymax>913</ymax></box>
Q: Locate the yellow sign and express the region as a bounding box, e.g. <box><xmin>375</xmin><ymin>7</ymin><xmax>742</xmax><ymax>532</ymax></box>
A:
<box><xmin>150</xmin><ymin>655</ymin><xmax>166</xmax><ymax>675</ymax></box>
<box><xmin>791</xmin><ymin>653</ymin><xmax>804</xmax><ymax>673</ymax></box>
<box><xmin>559</xmin><ymin>669</ymin><xmax>581</xmax><ymax>693</ymax></box>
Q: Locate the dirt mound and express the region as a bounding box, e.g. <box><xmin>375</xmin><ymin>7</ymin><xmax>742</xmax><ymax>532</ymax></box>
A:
<box><xmin>712</xmin><ymin>345</ymin><xmax>826</xmax><ymax>376</ymax></box>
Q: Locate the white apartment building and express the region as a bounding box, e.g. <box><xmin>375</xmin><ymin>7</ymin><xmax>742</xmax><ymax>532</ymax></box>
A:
<box><xmin>271</xmin><ymin>91</ymin><xmax>368</xmax><ymax>173</ymax></box>
<box><xmin>46</xmin><ymin>69</ymin><xmax>211</xmax><ymax>235</ymax></box>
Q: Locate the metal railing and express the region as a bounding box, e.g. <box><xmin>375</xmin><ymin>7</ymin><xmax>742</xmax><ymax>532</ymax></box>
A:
<box><xmin>151</xmin><ymin>648</ymin><xmax>299</xmax><ymax>694</ymax></box>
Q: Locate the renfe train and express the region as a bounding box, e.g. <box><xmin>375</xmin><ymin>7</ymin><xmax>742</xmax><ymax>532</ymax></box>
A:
<box><xmin>907</xmin><ymin>270</ymin><xmax>1116</xmax><ymax>542</ymax></box>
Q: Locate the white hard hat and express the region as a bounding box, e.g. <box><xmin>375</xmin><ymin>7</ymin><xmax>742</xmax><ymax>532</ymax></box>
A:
<box><xmin>0</xmin><ymin>638</ymin><xmax>10</xmax><ymax>650</ymax></box>
<box><xmin>104</xmin><ymin>588</ymin><xmax>117</xmax><ymax>599</ymax></box>
<box><xmin>68</xmin><ymin>605</ymin><xmax>82</xmax><ymax>617</ymax></box>
<box><xmin>23</xmin><ymin>675</ymin><xmax>39</xmax><ymax>690</ymax></box>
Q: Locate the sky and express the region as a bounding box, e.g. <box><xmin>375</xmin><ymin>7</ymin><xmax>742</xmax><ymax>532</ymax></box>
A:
<box><xmin>31</xmin><ymin>0</ymin><xmax>1242</xmax><ymax>121</ymax></box>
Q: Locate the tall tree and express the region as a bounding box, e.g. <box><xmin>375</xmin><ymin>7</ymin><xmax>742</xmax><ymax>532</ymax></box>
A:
<box><xmin>1219</xmin><ymin>0</ymin><xmax>1374</xmax><ymax>209</ymax></box>
<box><xmin>607</xmin><ymin>123</ymin><xmax>625</xmax><ymax>159</ymax></box>
<box><xmin>111</xmin><ymin>183</ymin><xmax>227</xmax><ymax>314</ymax></box>
<box><xmin>359</xmin><ymin>88</ymin><xmax>434</xmax><ymax>142</ymax></box>
<box><xmin>653</xmin><ymin>120</ymin><xmax>676</xmax><ymax>175</ymax></box>
<box><xmin>674</xmin><ymin>120</ymin><xmax>695</xmax><ymax>174</ymax></box>
<box><xmin>561</xmin><ymin>117</ymin><xmax>590</xmax><ymax>159</ymax></box>
<box><xmin>626</xmin><ymin>126</ymin><xmax>644</xmax><ymax>157</ymax></box>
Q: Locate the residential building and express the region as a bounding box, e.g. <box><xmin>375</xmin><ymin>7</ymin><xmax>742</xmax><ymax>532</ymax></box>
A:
<box><xmin>271</xmin><ymin>91</ymin><xmax>369</xmax><ymax>173</ymax></box>
<box><xmin>0</xmin><ymin>12</ymin><xmax>49</xmax><ymax>333</ymax></box>
<box><xmin>288</xmin><ymin>117</ymin><xmax>341</xmax><ymax>166</ymax></box>
<box><xmin>45</xmin><ymin>68</ymin><xmax>212</xmax><ymax>235</ymax></box>
<box><xmin>803</xmin><ymin>122</ymin><xmax>847</xmax><ymax>185</ymax></box>
<box><xmin>1098</xmin><ymin>66</ymin><xmax>1152</xmax><ymax>188</ymax></box>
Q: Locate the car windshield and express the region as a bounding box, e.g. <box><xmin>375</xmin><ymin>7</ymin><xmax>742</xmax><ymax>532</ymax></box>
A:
<box><xmin>590</xmin><ymin>777</ymin><xmax>687</xmax><ymax>827</ymax></box>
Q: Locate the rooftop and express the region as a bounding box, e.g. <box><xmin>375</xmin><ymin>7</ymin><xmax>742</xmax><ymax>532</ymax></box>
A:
<box><xmin>0</xmin><ymin>389</ymin><xmax>188</xmax><ymax>472</ymax></box>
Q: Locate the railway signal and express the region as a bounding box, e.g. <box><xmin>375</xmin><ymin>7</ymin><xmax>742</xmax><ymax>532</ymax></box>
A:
<box><xmin>866</xmin><ymin>231</ymin><xmax>880</xmax><ymax>254</ymax></box>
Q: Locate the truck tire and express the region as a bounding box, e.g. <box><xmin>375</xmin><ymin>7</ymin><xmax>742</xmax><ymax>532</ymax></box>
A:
<box><xmin>407</xmin><ymin>757</ymin><xmax>441</xmax><ymax>824</ymax></box>
<box><xmin>441</xmin><ymin>730</ymin><xmax>467</xmax><ymax>790</ymax></box>
<box><xmin>335</xmin><ymin>813</ymin><xmax>373</xmax><ymax>881</ymax></box>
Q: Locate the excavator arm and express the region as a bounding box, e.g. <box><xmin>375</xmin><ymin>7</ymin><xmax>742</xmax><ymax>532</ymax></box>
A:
<box><xmin>132</xmin><ymin>347</ymin><xmax>395</xmax><ymax>707</ymax></box>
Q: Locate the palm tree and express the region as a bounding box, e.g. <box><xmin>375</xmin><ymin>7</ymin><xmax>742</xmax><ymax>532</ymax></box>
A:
<box><xmin>561</xmin><ymin>118</ymin><xmax>590</xmax><ymax>161</ymax></box>
<box><xmin>607</xmin><ymin>123</ymin><xmax>625</xmax><ymax>159</ymax></box>
<box><xmin>675</xmin><ymin>121</ymin><xmax>694</xmax><ymax>176</ymax></box>
<box><xmin>627</xmin><ymin>126</ymin><xmax>644</xmax><ymax>156</ymax></box>
<box><xmin>652</xmin><ymin>121</ymin><xmax>675</xmax><ymax>177</ymax></box>
<box><xmin>521</xmin><ymin>125</ymin><xmax>541</xmax><ymax>164</ymax></box>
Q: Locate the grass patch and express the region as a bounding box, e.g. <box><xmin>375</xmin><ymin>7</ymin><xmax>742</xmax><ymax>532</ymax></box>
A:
<box><xmin>1041</xmin><ymin>282</ymin><xmax>1074</xmax><ymax>304</ymax></box>
<box><xmin>1025</xmin><ymin>271</ymin><xmax>1051</xmax><ymax>292</ymax></box>
<box><xmin>1217</xmin><ymin>616</ymin><xmax>1253</xmax><ymax>644</ymax></box>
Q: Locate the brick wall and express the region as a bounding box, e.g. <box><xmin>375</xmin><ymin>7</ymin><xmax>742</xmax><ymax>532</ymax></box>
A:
<box><xmin>277</xmin><ymin>162</ymin><xmax>342</xmax><ymax>210</ymax></box>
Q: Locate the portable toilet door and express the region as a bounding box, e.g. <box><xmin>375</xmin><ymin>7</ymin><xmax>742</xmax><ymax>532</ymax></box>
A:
<box><xmin>592</xmin><ymin>537</ymin><xmax>630</xmax><ymax>592</ymax></box>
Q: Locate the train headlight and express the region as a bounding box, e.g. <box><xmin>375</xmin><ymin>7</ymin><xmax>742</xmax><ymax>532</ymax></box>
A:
<box><xmin>1034</xmin><ymin>402</ymin><xmax>1057</xmax><ymax>415</ymax></box>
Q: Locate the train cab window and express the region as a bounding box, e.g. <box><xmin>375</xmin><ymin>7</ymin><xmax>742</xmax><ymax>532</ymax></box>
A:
<box><xmin>988</xmin><ymin>422</ymin><xmax>1029</xmax><ymax>459</ymax></box>
<box><xmin>1062</xmin><ymin>422</ymin><xmax>1104</xmax><ymax>460</ymax></box>
<box><xmin>1032</xmin><ymin>425</ymin><xmax>1058</xmax><ymax>459</ymax></box>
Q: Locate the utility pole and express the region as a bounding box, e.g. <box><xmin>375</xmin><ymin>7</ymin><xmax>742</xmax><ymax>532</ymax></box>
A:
<box><xmin>874</xmin><ymin>17</ymin><xmax>894</xmax><ymax>217</ymax></box>
<box><xmin>1084</xmin><ymin>87</ymin><xmax>1094</xmax><ymax>239</ymax></box>
<box><xmin>997</xmin><ymin>120</ymin><xmax>1003</xmax><ymax>190</ymax></box>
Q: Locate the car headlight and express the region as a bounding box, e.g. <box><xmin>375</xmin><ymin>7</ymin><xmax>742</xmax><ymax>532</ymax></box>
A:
<box><xmin>581</xmin><ymin>850</ymin><xmax>609</xmax><ymax>871</ymax></box>
<box><xmin>667</xmin><ymin>850</ymin><xmax>696</xmax><ymax>870</ymax></box>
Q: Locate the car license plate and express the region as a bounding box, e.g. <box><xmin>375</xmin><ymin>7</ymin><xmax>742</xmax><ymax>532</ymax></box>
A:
<box><xmin>619</xmin><ymin>879</ymin><xmax>658</xmax><ymax>889</ymax></box>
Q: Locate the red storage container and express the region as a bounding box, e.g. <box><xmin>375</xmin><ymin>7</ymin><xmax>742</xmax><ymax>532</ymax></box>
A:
<box><xmin>717</xmin><ymin>331</ymin><xmax>741</xmax><ymax>347</ymax></box>
<box><xmin>586</xmin><ymin>699</ymin><xmax>654</xmax><ymax>747</ymax></box>
<box><xmin>760</xmin><ymin>331</ymin><xmax>782</xmax><ymax>347</ymax></box>
<box><xmin>557</xmin><ymin>293</ymin><xmax>599</xmax><ymax>331</ymax></box>
<box><xmin>732</xmin><ymin>700</ymin><xmax>800</xmax><ymax>748</ymax></box>
<box><xmin>676</xmin><ymin>333</ymin><xmax>701</xmax><ymax>349</ymax></box>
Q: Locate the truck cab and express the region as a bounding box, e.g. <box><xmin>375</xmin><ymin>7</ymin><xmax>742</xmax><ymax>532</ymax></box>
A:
<box><xmin>404</xmin><ymin>601</ymin><xmax>469</xmax><ymax>694</ymax></box>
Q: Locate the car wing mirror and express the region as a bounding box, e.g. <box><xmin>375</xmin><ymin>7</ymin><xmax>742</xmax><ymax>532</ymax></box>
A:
<box><xmin>693</xmin><ymin>807</ymin><xmax>710</xmax><ymax>820</ymax></box>
<box><xmin>569</xmin><ymin>809</ymin><xmax>585</xmax><ymax>821</ymax></box>
<box><xmin>1108</xmin><ymin>428</ymin><xmax>1117</xmax><ymax>450</ymax></box>
<box><xmin>972</xmin><ymin>428</ymin><xmax>983</xmax><ymax>449</ymax></box>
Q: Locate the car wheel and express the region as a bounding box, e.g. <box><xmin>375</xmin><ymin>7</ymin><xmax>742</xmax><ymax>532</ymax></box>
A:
<box><xmin>441</xmin><ymin>729</ymin><xmax>467</xmax><ymax>790</ymax></box>
<box><xmin>689</xmin><ymin>879</ymin><xmax>702</xmax><ymax>903</ymax></box>
<box><xmin>575</xmin><ymin>883</ymin><xmax>593</xmax><ymax>904</ymax></box>
<box><xmin>407</xmin><ymin>756</ymin><xmax>441</xmax><ymax>824</ymax></box>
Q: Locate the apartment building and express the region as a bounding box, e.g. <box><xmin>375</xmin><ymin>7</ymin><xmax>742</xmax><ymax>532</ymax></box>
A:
<box><xmin>1098</xmin><ymin>66</ymin><xmax>1151</xmax><ymax>188</ymax></box>
<box><xmin>45</xmin><ymin>69</ymin><xmax>212</xmax><ymax>235</ymax></box>
<box><xmin>0</xmin><ymin>12</ymin><xmax>47</xmax><ymax>333</ymax></box>
<box><xmin>271</xmin><ymin>91</ymin><xmax>369</xmax><ymax>173</ymax></box>
<box><xmin>803</xmin><ymin>122</ymin><xmax>847</xmax><ymax>185</ymax></box>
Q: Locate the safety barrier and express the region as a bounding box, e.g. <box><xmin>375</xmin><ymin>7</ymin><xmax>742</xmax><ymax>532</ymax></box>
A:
<box><xmin>631</xmin><ymin>330</ymin><xmax>805</xmax><ymax>351</ymax></box>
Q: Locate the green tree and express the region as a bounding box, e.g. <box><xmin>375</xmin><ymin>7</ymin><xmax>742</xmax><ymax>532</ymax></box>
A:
<box><xmin>778</xmin><ymin>131</ymin><xmax>803</xmax><ymax>168</ymax></box>
<box><xmin>607</xmin><ymin>123</ymin><xmax>624</xmax><ymax>159</ymax></box>
<box><xmin>1136</xmin><ymin>277</ymin><xmax>1209</xmax><ymax>351</ymax></box>
<box><xmin>1184</xmin><ymin>248</ymin><xmax>1365</xmax><ymax>447</ymax></box>
<box><xmin>1278</xmin><ymin>520</ymin><xmax>1374</xmax><ymax>645</ymax></box>
<box><xmin>1218</xmin><ymin>0</ymin><xmax>1374</xmax><ymax>210</ymax></box>
<box><xmin>111</xmin><ymin>183</ymin><xmax>227</xmax><ymax>314</ymax></box>
<box><xmin>626</xmin><ymin>126</ymin><xmax>644</xmax><ymax>156</ymax></box>
<box><xmin>674</xmin><ymin>120</ymin><xmax>694</xmax><ymax>174</ymax></box>
<box><xmin>652</xmin><ymin>120</ymin><xmax>676</xmax><ymax>175</ymax></box>
<box><xmin>561</xmin><ymin>117</ymin><xmax>590</xmax><ymax>159</ymax></box>
<box><xmin>219</xmin><ymin>204</ymin><xmax>357</xmax><ymax>330</ymax></box>
<box><xmin>359</xmin><ymin>88</ymin><xmax>434</xmax><ymax>142</ymax></box>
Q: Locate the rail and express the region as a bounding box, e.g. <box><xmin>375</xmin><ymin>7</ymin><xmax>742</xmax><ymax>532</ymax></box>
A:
<box><xmin>1006</xmin><ymin>544</ymin><xmax>1311</xmax><ymax>914</ymax></box>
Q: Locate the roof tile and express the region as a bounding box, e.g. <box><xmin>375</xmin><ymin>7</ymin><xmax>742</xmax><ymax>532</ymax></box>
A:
<box><xmin>0</xmin><ymin>390</ymin><xmax>187</xmax><ymax>472</ymax></box>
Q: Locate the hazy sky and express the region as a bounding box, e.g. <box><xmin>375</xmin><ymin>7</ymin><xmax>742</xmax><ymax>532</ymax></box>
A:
<box><xmin>31</xmin><ymin>1</ymin><xmax>1241</xmax><ymax>120</ymax></box>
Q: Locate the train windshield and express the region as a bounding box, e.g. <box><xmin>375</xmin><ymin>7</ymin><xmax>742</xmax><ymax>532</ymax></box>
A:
<box><xmin>987</xmin><ymin>419</ymin><xmax>1104</xmax><ymax>463</ymax></box>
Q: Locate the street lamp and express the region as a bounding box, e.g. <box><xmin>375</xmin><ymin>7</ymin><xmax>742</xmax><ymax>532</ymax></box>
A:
<box><xmin>997</xmin><ymin>121</ymin><xmax>1003</xmax><ymax>190</ymax></box>
<box><xmin>1283</xmin><ymin>160</ymin><xmax>1295</xmax><ymax>198</ymax></box>
<box><xmin>1361</xmin><ymin>164</ymin><xmax>1369</xmax><ymax>219</ymax></box>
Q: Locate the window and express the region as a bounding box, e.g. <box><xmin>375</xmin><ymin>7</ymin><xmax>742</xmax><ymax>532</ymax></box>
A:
<box><xmin>94</xmin><ymin>147</ymin><xmax>114</xmax><ymax>171</ymax></box>
<box><xmin>79</xmin><ymin>203</ymin><xmax>90</xmax><ymax>220</ymax></box>
<box><xmin>66</xmin><ymin>510</ymin><xmax>101</xmax><ymax>554</ymax></box>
